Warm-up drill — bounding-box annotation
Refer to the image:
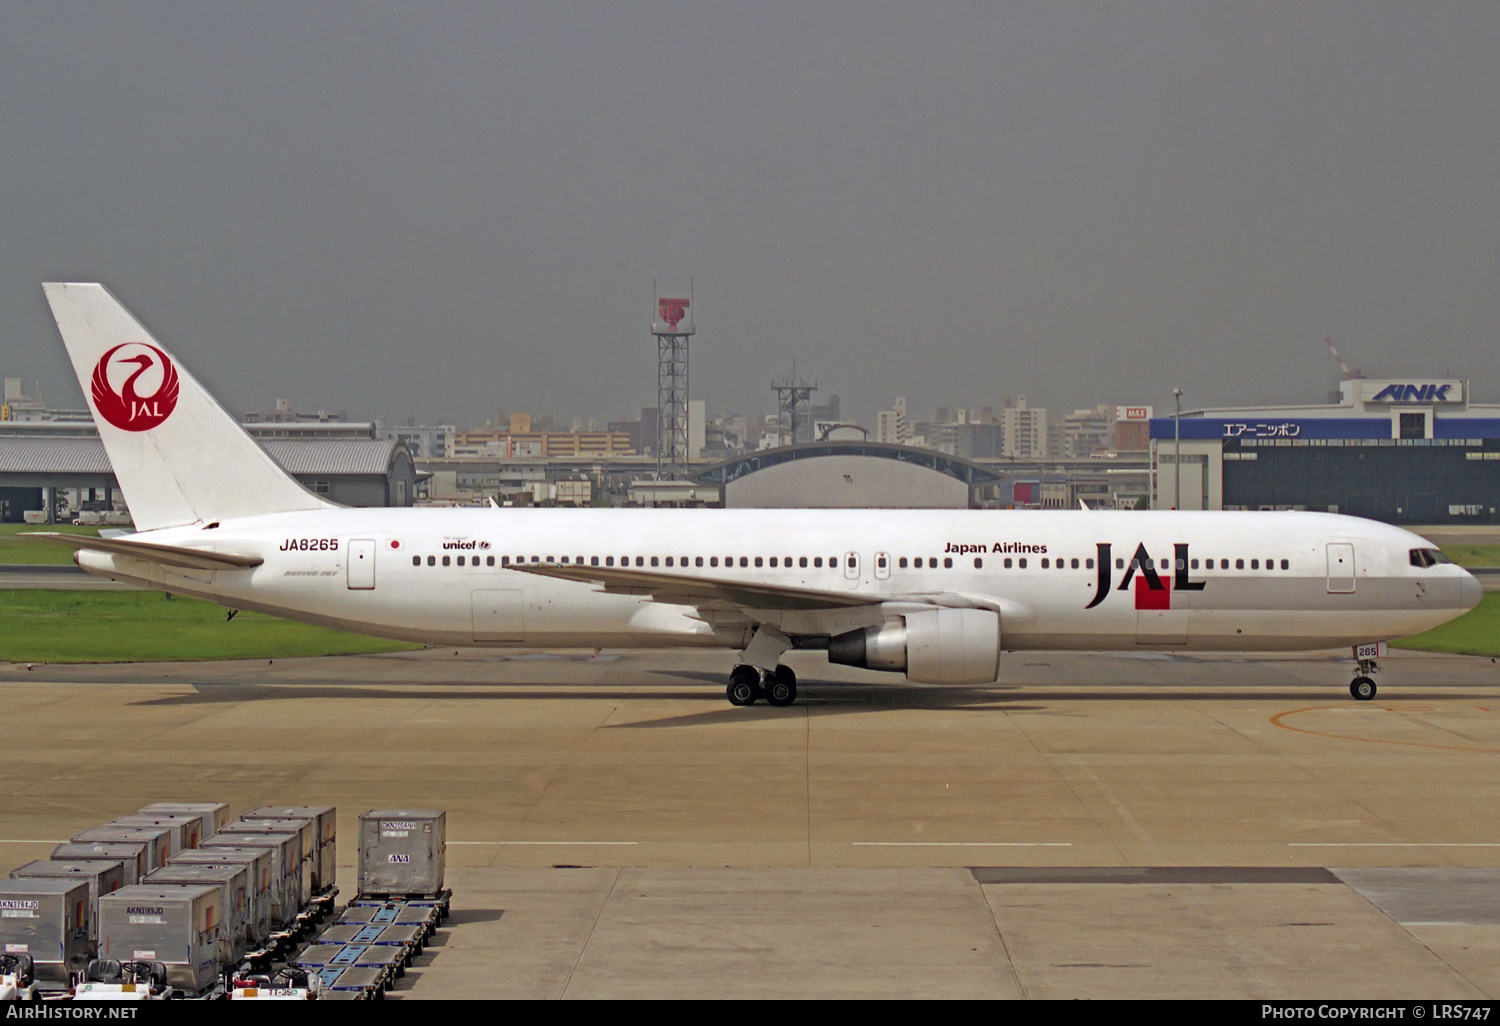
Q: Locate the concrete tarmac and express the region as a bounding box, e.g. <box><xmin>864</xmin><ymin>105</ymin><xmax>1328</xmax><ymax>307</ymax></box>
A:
<box><xmin>3</xmin><ymin>647</ymin><xmax>1500</xmax><ymax>998</ymax></box>
<box><xmin>0</xmin><ymin>564</ymin><xmax>138</xmax><ymax>589</ymax></box>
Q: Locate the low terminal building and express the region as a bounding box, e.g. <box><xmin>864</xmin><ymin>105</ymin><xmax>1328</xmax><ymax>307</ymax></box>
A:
<box><xmin>1151</xmin><ymin>379</ymin><xmax>1500</xmax><ymax>523</ymax></box>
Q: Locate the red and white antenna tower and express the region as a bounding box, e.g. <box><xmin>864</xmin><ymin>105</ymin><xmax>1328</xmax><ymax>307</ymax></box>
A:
<box><xmin>651</xmin><ymin>279</ymin><xmax>695</xmax><ymax>476</ymax></box>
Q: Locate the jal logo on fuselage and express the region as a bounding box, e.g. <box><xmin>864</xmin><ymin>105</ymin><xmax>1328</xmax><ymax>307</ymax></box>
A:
<box><xmin>91</xmin><ymin>343</ymin><xmax>181</xmax><ymax>432</ymax></box>
<box><xmin>1085</xmin><ymin>543</ymin><xmax>1206</xmax><ymax>610</ymax></box>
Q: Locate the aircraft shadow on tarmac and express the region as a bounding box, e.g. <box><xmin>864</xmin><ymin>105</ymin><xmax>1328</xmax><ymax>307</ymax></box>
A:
<box><xmin>117</xmin><ymin>676</ymin><xmax>1499</xmax><ymax>726</ymax></box>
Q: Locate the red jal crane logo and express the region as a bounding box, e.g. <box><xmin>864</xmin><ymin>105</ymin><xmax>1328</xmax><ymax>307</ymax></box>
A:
<box><xmin>91</xmin><ymin>343</ymin><xmax>180</xmax><ymax>431</ymax></box>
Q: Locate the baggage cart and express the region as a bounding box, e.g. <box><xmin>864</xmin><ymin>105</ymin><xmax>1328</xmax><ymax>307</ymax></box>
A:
<box><xmin>317</xmin><ymin>922</ymin><xmax>422</xmax><ymax>958</ymax></box>
<box><xmin>344</xmin><ymin>899</ymin><xmax>442</xmax><ymax>938</ymax></box>
<box><xmin>321</xmin><ymin>965</ymin><xmax>383</xmax><ymax>999</ymax></box>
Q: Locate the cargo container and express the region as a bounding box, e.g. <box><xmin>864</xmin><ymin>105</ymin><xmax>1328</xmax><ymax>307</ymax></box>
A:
<box><xmin>97</xmin><ymin>885</ymin><xmax>223</xmax><ymax>997</ymax></box>
<box><xmin>51</xmin><ymin>842</ymin><xmax>151</xmax><ymax>886</ymax></box>
<box><xmin>358</xmin><ymin>809</ymin><xmax>446</xmax><ymax>897</ymax></box>
<box><xmin>199</xmin><ymin>834</ymin><xmax>302</xmax><ymax>928</ymax></box>
<box><xmin>143</xmin><ymin>865</ymin><xmax>252</xmax><ymax>965</ymax></box>
<box><xmin>110</xmin><ymin>814</ymin><xmax>201</xmax><ymax>852</ymax></box>
<box><xmin>166</xmin><ymin>848</ymin><xmax>272</xmax><ymax>949</ymax></box>
<box><xmin>241</xmin><ymin>806</ymin><xmax>336</xmax><ymax>895</ymax></box>
<box><xmin>216</xmin><ymin>821</ymin><xmax>312</xmax><ymax>909</ymax></box>
<box><xmin>0</xmin><ymin>879</ymin><xmax>92</xmax><ymax>985</ymax></box>
<box><xmin>71</xmin><ymin>827</ymin><xmax>174</xmax><ymax>872</ymax></box>
<box><xmin>10</xmin><ymin>860</ymin><xmax>125</xmax><ymax>927</ymax></box>
<box><xmin>139</xmin><ymin>803</ymin><xmax>231</xmax><ymax>838</ymax></box>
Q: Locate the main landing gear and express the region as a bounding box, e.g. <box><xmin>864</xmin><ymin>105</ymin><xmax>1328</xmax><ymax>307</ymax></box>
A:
<box><xmin>726</xmin><ymin>664</ymin><xmax>798</xmax><ymax>707</ymax></box>
<box><xmin>1350</xmin><ymin>656</ymin><xmax>1378</xmax><ymax>702</ymax></box>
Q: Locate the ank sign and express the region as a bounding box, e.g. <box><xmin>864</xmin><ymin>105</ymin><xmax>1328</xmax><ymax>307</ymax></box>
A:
<box><xmin>1358</xmin><ymin>380</ymin><xmax>1465</xmax><ymax>404</ymax></box>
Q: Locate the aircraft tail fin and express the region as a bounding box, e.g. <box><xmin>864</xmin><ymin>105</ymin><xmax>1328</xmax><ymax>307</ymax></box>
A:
<box><xmin>43</xmin><ymin>282</ymin><xmax>336</xmax><ymax>531</ymax></box>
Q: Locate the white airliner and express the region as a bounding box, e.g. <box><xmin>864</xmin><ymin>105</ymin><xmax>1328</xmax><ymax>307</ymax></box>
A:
<box><xmin>27</xmin><ymin>283</ymin><xmax>1483</xmax><ymax>706</ymax></box>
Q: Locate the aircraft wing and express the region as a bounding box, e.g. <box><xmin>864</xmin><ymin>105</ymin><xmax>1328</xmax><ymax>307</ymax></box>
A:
<box><xmin>21</xmin><ymin>532</ymin><xmax>264</xmax><ymax>571</ymax></box>
<box><xmin>505</xmin><ymin>562</ymin><xmax>882</xmax><ymax>610</ymax></box>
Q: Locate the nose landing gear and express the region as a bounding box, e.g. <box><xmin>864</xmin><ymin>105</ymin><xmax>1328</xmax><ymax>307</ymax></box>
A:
<box><xmin>1349</xmin><ymin>650</ymin><xmax>1379</xmax><ymax>701</ymax></box>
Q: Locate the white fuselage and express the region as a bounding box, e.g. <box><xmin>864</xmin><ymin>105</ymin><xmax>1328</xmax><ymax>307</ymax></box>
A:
<box><xmin>76</xmin><ymin>508</ymin><xmax>1481</xmax><ymax>661</ymax></box>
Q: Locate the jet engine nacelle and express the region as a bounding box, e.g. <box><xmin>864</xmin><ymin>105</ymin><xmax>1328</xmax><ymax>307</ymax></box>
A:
<box><xmin>827</xmin><ymin>608</ymin><xmax>1001</xmax><ymax>684</ymax></box>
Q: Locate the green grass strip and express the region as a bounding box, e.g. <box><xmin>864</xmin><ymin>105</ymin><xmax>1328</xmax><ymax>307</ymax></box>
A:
<box><xmin>1439</xmin><ymin>544</ymin><xmax>1500</xmax><ymax>568</ymax></box>
<box><xmin>0</xmin><ymin>524</ymin><xmax>103</xmax><ymax>565</ymax></box>
<box><xmin>1394</xmin><ymin>591</ymin><xmax>1500</xmax><ymax>658</ymax></box>
<box><xmin>0</xmin><ymin>589</ymin><xmax>421</xmax><ymax>663</ymax></box>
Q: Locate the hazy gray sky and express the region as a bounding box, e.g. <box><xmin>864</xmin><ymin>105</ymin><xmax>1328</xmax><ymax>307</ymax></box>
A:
<box><xmin>2</xmin><ymin>2</ymin><xmax>1497</xmax><ymax>429</ymax></box>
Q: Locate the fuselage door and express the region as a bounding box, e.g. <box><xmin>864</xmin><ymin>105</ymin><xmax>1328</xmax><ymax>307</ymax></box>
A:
<box><xmin>874</xmin><ymin>551</ymin><xmax>892</xmax><ymax>581</ymax></box>
<box><xmin>347</xmin><ymin>538</ymin><xmax>376</xmax><ymax>590</ymax></box>
<box><xmin>1326</xmin><ymin>542</ymin><xmax>1355</xmax><ymax>593</ymax></box>
<box><xmin>843</xmin><ymin>551</ymin><xmax>861</xmax><ymax>586</ymax></box>
<box><xmin>472</xmin><ymin>589</ymin><xmax>524</xmax><ymax>642</ymax></box>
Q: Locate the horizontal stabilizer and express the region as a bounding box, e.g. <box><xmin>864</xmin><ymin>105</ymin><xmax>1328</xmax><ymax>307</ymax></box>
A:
<box><xmin>21</xmin><ymin>532</ymin><xmax>263</xmax><ymax>571</ymax></box>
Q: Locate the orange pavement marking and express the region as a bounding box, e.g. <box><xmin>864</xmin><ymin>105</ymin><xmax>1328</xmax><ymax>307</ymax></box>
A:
<box><xmin>1269</xmin><ymin>704</ymin><xmax>1500</xmax><ymax>754</ymax></box>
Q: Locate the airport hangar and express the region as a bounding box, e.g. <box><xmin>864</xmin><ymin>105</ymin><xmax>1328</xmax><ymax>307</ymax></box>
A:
<box><xmin>691</xmin><ymin>442</ymin><xmax>1003</xmax><ymax>509</ymax></box>
<box><xmin>1153</xmin><ymin>377</ymin><xmax>1500</xmax><ymax>523</ymax></box>
<box><xmin>0</xmin><ymin>420</ymin><xmax>420</xmax><ymax>523</ymax></box>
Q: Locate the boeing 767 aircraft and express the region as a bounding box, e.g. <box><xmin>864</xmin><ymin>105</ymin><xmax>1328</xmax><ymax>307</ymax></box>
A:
<box><xmin>25</xmin><ymin>283</ymin><xmax>1483</xmax><ymax>706</ymax></box>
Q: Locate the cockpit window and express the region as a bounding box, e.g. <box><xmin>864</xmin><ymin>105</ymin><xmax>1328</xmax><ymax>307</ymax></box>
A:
<box><xmin>1409</xmin><ymin>548</ymin><xmax>1452</xmax><ymax>568</ymax></box>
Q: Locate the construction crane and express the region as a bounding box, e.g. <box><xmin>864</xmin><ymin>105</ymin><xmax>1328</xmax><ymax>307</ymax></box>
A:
<box><xmin>1324</xmin><ymin>337</ymin><xmax>1365</xmax><ymax>380</ymax></box>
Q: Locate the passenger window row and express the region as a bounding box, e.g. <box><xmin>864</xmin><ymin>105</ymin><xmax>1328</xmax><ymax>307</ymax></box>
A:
<box><xmin>1111</xmin><ymin>557</ymin><xmax>1292</xmax><ymax>571</ymax></box>
<box><xmin>408</xmin><ymin>553</ymin><xmax>1296</xmax><ymax>572</ymax></box>
<box><xmin>410</xmin><ymin>554</ymin><xmax>859</xmax><ymax>569</ymax></box>
<box><xmin>414</xmin><ymin>554</ymin><xmax>499</xmax><ymax>567</ymax></box>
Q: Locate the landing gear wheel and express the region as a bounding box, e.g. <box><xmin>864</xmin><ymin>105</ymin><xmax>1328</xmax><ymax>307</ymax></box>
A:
<box><xmin>1350</xmin><ymin>676</ymin><xmax>1377</xmax><ymax>701</ymax></box>
<box><xmin>765</xmin><ymin>665</ymin><xmax>797</xmax><ymax>707</ymax></box>
<box><xmin>727</xmin><ymin>666</ymin><xmax>761</xmax><ymax>706</ymax></box>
